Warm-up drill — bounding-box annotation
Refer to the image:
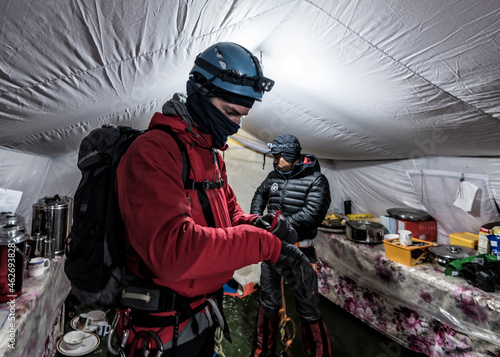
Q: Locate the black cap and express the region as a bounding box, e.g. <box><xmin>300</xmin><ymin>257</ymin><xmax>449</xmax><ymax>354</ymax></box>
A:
<box><xmin>268</xmin><ymin>134</ymin><xmax>302</xmax><ymax>162</ymax></box>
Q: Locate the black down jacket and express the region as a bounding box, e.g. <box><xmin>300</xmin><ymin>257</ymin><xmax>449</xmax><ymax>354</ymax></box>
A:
<box><xmin>250</xmin><ymin>154</ymin><xmax>331</xmax><ymax>241</ymax></box>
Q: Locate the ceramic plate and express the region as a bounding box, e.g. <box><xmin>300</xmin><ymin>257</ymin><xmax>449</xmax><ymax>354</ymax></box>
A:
<box><xmin>70</xmin><ymin>315</ymin><xmax>108</xmax><ymax>332</ymax></box>
<box><xmin>57</xmin><ymin>332</ymin><xmax>99</xmax><ymax>356</ymax></box>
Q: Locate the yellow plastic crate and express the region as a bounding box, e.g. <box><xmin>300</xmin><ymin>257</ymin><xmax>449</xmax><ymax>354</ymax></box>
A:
<box><xmin>383</xmin><ymin>237</ymin><xmax>434</xmax><ymax>266</ymax></box>
<box><xmin>449</xmin><ymin>232</ymin><xmax>479</xmax><ymax>250</ymax></box>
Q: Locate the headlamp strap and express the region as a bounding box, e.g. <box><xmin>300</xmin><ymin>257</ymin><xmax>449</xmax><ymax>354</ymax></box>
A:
<box><xmin>194</xmin><ymin>56</ymin><xmax>274</xmax><ymax>92</ymax></box>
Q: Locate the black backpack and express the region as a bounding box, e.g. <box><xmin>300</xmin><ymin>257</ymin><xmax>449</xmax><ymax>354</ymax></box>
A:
<box><xmin>64</xmin><ymin>124</ymin><xmax>189</xmax><ymax>306</ymax></box>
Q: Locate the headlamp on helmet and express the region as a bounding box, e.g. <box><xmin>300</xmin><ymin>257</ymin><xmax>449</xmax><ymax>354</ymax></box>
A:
<box><xmin>189</xmin><ymin>42</ymin><xmax>274</xmax><ymax>101</ymax></box>
<box><xmin>194</xmin><ymin>55</ymin><xmax>275</xmax><ymax>93</ymax></box>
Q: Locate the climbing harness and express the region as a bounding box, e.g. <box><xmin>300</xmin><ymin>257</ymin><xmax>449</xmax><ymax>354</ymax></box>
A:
<box><xmin>279</xmin><ymin>277</ymin><xmax>295</xmax><ymax>357</ymax></box>
<box><xmin>206</xmin><ymin>297</ymin><xmax>226</xmax><ymax>357</ymax></box>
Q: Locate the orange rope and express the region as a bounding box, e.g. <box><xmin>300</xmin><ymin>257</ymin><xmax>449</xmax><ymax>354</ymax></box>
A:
<box><xmin>279</xmin><ymin>277</ymin><xmax>295</xmax><ymax>356</ymax></box>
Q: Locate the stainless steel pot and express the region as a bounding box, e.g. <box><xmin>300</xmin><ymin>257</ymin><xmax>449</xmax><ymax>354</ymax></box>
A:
<box><xmin>428</xmin><ymin>244</ymin><xmax>477</xmax><ymax>267</ymax></box>
<box><xmin>345</xmin><ymin>220</ymin><xmax>387</xmax><ymax>244</ymax></box>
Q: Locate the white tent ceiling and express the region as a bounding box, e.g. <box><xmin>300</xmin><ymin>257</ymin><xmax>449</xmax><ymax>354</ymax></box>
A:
<box><xmin>2</xmin><ymin>0</ymin><xmax>499</xmax><ymax>158</ymax></box>
<box><xmin>1</xmin><ymin>0</ymin><xmax>500</xmax><ymax>236</ymax></box>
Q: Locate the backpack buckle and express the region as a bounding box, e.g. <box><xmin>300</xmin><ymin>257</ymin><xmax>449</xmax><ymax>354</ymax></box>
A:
<box><xmin>202</xmin><ymin>180</ymin><xmax>211</xmax><ymax>190</ymax></box>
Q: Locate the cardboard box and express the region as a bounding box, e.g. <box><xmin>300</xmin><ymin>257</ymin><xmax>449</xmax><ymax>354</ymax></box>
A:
<box><xmin>383</xmin><ymin>237</ymin><xmax>434</xmax><ymax>266</ymax></box>
<box><xmin>449</xmin><ymin>232</ymin><xmax>479</xmax><ymax>250</ymax></box>
<box><xmin>478</xmin><ymin>227</ymin><xmax>491</xmax><ymax>254</ymax></box>
<box><xmin>397</xmin><ymin>219</ymin><xmax>437</xmax><ymax>242</ymax></box>
<box><xmin>488</xmin><ymin>234</ymin><xmax>499</xmax><ymax>257</ymax></box>
<box><xmin>478</xmin><ymin>222</ymin><xmax>500</xmax><ymax>254</ymax></box>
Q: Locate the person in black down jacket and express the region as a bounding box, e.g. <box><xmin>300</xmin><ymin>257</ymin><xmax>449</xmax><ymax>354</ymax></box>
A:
<box><xmin>249</xmin><ymin>134</ymin><xmax>332</xmax><ymax>357</ymax></box>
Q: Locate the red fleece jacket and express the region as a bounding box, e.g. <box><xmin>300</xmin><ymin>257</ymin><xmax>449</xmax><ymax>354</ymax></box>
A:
<box><xmin>116</xmin><ymin>113</ymin><xmax>282</xmax><ymax>298</ymax></box>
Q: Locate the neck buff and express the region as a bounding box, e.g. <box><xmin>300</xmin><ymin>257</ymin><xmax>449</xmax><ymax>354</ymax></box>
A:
<box><xmin>185</xmin><ymin>79</ymin><xmax>241</xmax><ymax>148</ymax></box>
<box><xmin>275</xmin><ymin>161</ymin><xmax>305</xmax><ymax>179</ymax></box>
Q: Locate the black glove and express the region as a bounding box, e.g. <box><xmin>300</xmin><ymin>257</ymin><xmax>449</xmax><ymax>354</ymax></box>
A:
<box><xmin>274</xmin><ymin>242</ymin><xmax>318</xmax><ymax>299</ymax></box>
<box><xmin>275</xmin><ymin>241</ymin><xmax>308</xmax><ymax>268</ymax></box>
<box><xmin>253</xmin><ymin>213</ymin><xmax>273</xmax><ymax>231</ymax></box>
<box><xmin>253</xmin><ymin>212</ymin><xmax>297</xmax><ymax>244</ymax></box>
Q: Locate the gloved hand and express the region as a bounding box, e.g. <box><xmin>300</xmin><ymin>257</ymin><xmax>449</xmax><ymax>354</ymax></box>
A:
<box><xmin>274</xmin><ymin>242</ymin><xmax>318</xmax><ymax>300</ymax></box>
<box><xmin>253</xmin><ymin>212</ymin><xmax>297</xmax><ymax>244</ymax></box>
<box><xmin>253</xmin><ymin>213</ymin><xmax>273</xmax><ymax>231</ymax></box>
<box><xmin>275</xmin><ymin>241</ymin><xmax>308</xmax><ymax>268</ymax></box>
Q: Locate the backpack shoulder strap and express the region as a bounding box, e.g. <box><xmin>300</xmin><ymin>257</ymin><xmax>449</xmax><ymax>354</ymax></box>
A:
<box><xmin>150</xmin><ymin>125</ymin><xmax>222</xmax><ymax>228</ymax></box>
<box><xmin>151</xmin><ymin>125</ymin><xmax>190</xmax><ymax>185</ymax></box>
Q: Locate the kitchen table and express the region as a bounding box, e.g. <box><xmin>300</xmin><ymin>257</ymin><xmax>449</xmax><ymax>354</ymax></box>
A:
<box><xmin>316</xmin><ymin>230</ymin><xmax>500</xmax><ymax>357</ymax></box>
<box><xmin>0</xmin><ymin>256</ymin><xmax>71</xmax><ymax>357</ymax></box>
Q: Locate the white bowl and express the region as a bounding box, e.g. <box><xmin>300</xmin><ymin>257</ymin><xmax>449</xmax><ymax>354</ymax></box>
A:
<box><xmin>63</xmin><ymin>330</ymin><xmax>86</xmax><ymax>350</ymax></box>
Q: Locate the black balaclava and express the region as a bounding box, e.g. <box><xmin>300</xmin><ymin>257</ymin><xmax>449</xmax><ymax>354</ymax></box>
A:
<box><xmin>269</xmin><ymin>134</ymin><xmax>302</xmax><ymax>163</ymax></box>
<box><xmin>186</xmin><ymin>78</ymin><xmax>251</xmax><ymax>148</ymax></box>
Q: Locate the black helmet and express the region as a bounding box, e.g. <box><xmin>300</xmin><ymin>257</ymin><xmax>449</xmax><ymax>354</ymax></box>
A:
<box><xmin>190</xmin><ymin>42</ymin><xmax>274</xmax><ymax>101</ymax></box>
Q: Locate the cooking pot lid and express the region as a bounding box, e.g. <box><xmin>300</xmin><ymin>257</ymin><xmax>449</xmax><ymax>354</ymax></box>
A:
<box><xmin>0</xmin><ymin>224</ymin><xmax>28</xmax><ymax>244</ymax></box>
<box><xmin>386</xmin><ymin>208</ymin><xmax>431</xmax><ymax>222</ymax></box>
<box><xmin>346</xmin><ymin>220</ymin><xmax>385</xmax><ymax>230</ymax></box>
<box><xmin>428</xmin><ymin>245</ymin><xmax>477</xmax><ymax>259</ymax></box>
<box><xmin>34</xmin><ymin>194</ymin><xmax>72</xmax><ymax>208</ymax></box>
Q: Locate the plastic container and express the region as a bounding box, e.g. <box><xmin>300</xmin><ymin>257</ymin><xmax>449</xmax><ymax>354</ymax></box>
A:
<box><xmin>396</xmin><ymin>219</ymin><xmax>437</xmax><ymax>242</ymax></box>
<box><xmin>449</xmin><ymin>232</ymin><xmax>479</xmax><ymax>250</ymax></box>
<box><xmin>383</xmin><ymin>237</ymin><xmax>434</xmax><ymax>266</ymax></box>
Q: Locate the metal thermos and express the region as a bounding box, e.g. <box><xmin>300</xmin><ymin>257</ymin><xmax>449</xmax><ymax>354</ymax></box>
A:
<box><xmin>31</xmin><ymin>195</ymin><xmax>72</xmax><ymax>257</ymax></box>
<box><xmin>0</xmin><ymin>223</ymin><xmax>30</xmax><ymax>303</ymax></box>
<box><xmin>344</xmin><ymin>200</ymin><xmax>352</xmax><ymax>215</ymax></box>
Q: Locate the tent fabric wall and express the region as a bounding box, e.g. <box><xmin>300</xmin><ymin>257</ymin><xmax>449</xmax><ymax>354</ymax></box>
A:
<box><xmin>223</xmin><ymin>139</ymin><xmax>500</xmax><ymax>246</ymax></box>
<box><xmin>322</xmin><ymin>157</ymin><xmax>500</xmax><ymax>243</ymax></box>
<box><xmin>1</xmin><ymin>1</ymin><xmax>500</xmax><ymax>248</ymax></box>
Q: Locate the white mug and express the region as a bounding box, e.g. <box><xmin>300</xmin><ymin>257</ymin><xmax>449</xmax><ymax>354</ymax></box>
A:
<box><xmin>27</xmin><ymin>257</ymin><xmax>51</xmax><ymax>277</ymax></box>
<box><xmin>398</xmin><ymin>230</ymin><xmax>413</xmax><ymax>246</ymax></box>
<box><xmin>78</xmin><ymin>313</ymin><xmax>94</xmax><ymax>331</ymax></box>
<box><xmin>96</xmin><ymin>321</ymin><xmax>111</xmax><ymax>337</ymax></box>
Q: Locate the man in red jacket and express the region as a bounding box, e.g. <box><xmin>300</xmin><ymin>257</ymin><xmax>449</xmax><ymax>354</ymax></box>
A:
<box><xmin>115</xmin><ymin>42</ymin><xmax>314</xmax><ymax>356</ymax></box>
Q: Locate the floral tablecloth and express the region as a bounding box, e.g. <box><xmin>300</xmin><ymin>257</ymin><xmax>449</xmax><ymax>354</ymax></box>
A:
<box><xmin>316</xmin><ymin>230</ymin><xmax>500</xmax><ymax>357</ymax></box>
<box><xmin>0</xmin><ymin>256</ymin><xmax>71</xmax><ymax>357</ymax></box>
